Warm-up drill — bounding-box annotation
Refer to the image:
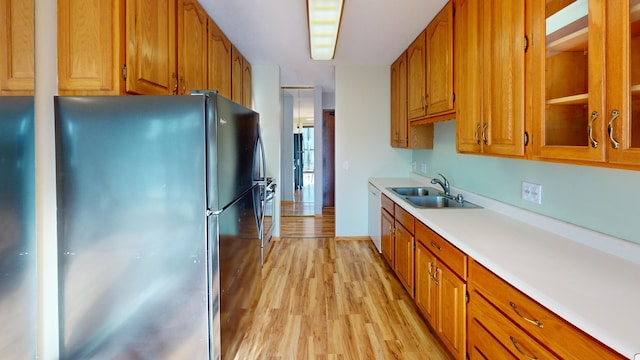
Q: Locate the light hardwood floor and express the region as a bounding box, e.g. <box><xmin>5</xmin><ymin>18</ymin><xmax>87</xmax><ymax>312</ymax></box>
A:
<box><xmin>234</xmin><ymin>214</ymin><xmax>451</xmax><ymax>359</ymax></box>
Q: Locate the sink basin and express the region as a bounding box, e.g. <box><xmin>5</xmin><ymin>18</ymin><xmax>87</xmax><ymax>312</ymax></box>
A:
<box><xmin>388</xmin><ymin>187</ymin><xmax>434</xmax><ymax>197</ymax></box>
<box><xmin>405</xmin><ymin>195</ymin><xmax>481</xmax><ymax>209</ymax></box>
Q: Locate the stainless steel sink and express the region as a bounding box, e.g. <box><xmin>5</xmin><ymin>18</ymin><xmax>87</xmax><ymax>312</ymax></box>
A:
<box><xmin>405</xmin><ymin>195</ymin><xmax>481</xmax><ymax>209</ymax></box>
<box><xmin>388</xmin><ymin>186</ymin><xmax>481</xmax><ymax>209</ymax></box>
<box><xmin>389</xmin><ymin>187</ymin><xmax>434</xmax><ymax>197</ymax></box>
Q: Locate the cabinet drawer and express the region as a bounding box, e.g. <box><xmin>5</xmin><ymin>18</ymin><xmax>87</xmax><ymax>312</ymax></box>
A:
<box><xmin>394</xmin><ymin>204</ymin><xmax>414</xmax><ymax>233</ymax></box>
<box><xmin>469</xmin><ymin>288</ymin><xmax>559</xmax><ymax>360</ymax></box>
<box><xmin>469</xmin><ymin>260</ymin><xmax>624</xmax><ymax>360</ymax></box>
<box><xmin>415</xmin><ymin>221</ymin><xmax>467</xmax><ymax>279</ymax></box>
<box><xmin>381</xmin><ymin>194</ymin><xmax>394</xmax><ymax>216</ymax></box>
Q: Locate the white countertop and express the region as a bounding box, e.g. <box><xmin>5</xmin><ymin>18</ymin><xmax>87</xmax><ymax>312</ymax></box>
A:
<box><xmin>369</xmin><ymin>175</ymin><xmax>640</xmax><ymax>359</ymax></box>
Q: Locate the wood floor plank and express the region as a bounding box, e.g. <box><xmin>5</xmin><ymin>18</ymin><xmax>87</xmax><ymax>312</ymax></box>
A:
<box><xmin>235</xmin><ymin>231</ymin><xmax>450</xmax><ymax>360</ymax></box>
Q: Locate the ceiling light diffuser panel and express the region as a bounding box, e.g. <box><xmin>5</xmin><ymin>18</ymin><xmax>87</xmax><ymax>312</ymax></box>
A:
<box><xmin>307</xmin><ymin>0</ymin><xmax>344</xmax><ymax>60</ymax></box>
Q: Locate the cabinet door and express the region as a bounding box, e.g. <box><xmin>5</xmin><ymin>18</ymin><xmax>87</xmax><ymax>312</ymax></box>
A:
<box><xmin>436</xmin><ymin>264</ymin><xmax>466</xmax><ymax>360</ymax></box>
<box><xmin>606</xmin><ymin>0</ymin><xmax>640</xmax><ymax>165</ymax></box>
<box><xmin>394</xmin><ymin>221</ymin><xmax>414</xmax><ymax>297</ymax></box>
<box><xmin>126</xmin><ymin>0</ymin><xmax>177</xmax><ymax>94</ymax></box>
<box><xmin>178</xmin><ymin>0</ymin><xmax>207</xmax><ymax>95</ymax></box>
<box><xmin>0</xmin><ymin>0</ymin><xmax>34</xmax><ymax>95</ymax></box>
<box><xmin>208</xmin><ymin>19</ymin><xmax>232</xmax><ymax>99</ymax></box>
<box><xmin>381</xmin><ymin>209</ymin><xmax>394</xmax><ymax>268</ymax></box>
<box><xmin>482</xmin><ymin>0</ymin><xmax>525</xmax><ymax>156</ymax></box>
<box><xmin>58</xmin><ymin>0</ymin><xmax>123</xmax><ymax>95</ymax></box>
<box><xmin>231</xmin><ymin>45</ymin><xmax>243</xmax><ymax>103</ymax></box>
<box><xmin>532</xmin><ymin>0</ymin><xmax>606</xmax><ymax>162</ymax></box>
<box><xmin>455</xmin><ymin>0</ymin><xmax>482</xmax><ymax>153</ymax></box>
<box><xmin>390</xmin><ymin>53</ymin><xmax>408</xmax><ymax>148</ymax></box>
<box><xmin>242</xmin><ymin>58</ymin><xmax>252</xmax><ymax>108</ymax></box>
<box><xmin>426</xmin><ymin>1</ymin><xmax>454</xmax><ymax>116</ymax></box>
<box><xmin>415</xmin><ymin>241</ymin><xmax>437</xmax><ymax>326</ymax></box>
<box><xmin>407</xmin><ymin>31</ymin><xmax>427</xmax><ymax>120</ymax></box>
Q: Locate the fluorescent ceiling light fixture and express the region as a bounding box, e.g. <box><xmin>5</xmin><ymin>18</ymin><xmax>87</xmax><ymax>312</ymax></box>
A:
<box><xmin>307</xmin><ymin>0</ymin><xmax>344</xmax><ymax>60</ymax></box>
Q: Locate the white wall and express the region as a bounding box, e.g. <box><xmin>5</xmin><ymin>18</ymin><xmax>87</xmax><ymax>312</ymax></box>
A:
<box><xmin>34</xmin><ymin>0</ymin><xmax>59</xmax><ymax>358</ymax></box>
<box><xmin>252</xmin><ymin>65</ymin><xmax>282</xmax><ymax>236</ymax></box>
<box><xmin>334</xmin><ymin>65</ymin><xmax>413</xmax><ymax>236</ymax></box>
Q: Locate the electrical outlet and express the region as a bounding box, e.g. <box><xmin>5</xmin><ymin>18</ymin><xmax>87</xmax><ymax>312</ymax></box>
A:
<box><xmin>421</xmin><ymin>163</ymin><xmax>427</xmax><ymax>173</ymax></box>
<box><xmin>522</xmin><ymin>181</ymin><xmax>542</xmax><ymax>204</ymax></box>
<box><xmin>412</xmin><ymin>161</ymin><xmax>417</xmax><ymax>171</ymax></box>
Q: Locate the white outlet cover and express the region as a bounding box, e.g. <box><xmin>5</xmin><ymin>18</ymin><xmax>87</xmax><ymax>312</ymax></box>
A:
<box><xmin>421</xmin><ymin>163</ymin><xmax>427</xmax><ymax>173</ymax></box>
<box><xmin>522</xmin><ymin>181</ymin><xmax>542</xmax><ymax>204</ymax></box>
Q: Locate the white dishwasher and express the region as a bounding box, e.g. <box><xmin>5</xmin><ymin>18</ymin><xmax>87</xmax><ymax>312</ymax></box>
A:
<box><xmin>368</xmin><ymin>182</ymin><xmax>382</xmax><ymax>253</ymax></box>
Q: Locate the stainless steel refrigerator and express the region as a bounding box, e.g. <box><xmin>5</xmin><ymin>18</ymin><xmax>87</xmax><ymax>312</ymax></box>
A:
<box><xmin>55</xmin><ymin>93</ymin><xmax>264</xmax><ymax>360</ymax></box>
<box><xmin>0</xmin><ymin>97</ymin><xmax>36</xmax><ymax>359</ymax></box>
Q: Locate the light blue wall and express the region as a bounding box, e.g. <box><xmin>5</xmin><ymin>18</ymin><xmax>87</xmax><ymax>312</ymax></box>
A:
<box><xmin>413</xmin><ymin>120</ymin><xmax>640</xmax><ymax>244</ymax></box>
<box><xmin>335</xmin><ymin>65</ymin><xmax>412</xmax><ymax>236</ymax></box>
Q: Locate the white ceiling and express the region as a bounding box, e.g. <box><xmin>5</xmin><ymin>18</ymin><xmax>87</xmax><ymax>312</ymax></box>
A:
<box><xmin>200</xmin><ymin>0</ymin><xmax>449</xmax><ymax>95</ymax></box>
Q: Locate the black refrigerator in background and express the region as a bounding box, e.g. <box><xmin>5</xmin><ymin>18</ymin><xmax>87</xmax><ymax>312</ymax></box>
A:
<box><xmin>55</xmin><ymin>93</ymin><xmax>265</xmax><ymax>359</ymax></box>
<box><xmin>293</xmin><ymin>133</ymin><xmax>303</xmax><ymax>189</ymax></box>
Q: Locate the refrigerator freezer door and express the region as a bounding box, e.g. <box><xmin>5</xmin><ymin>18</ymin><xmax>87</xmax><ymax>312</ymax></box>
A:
<box><xmin>55</xmin><ymin>96</ymin><xmax>210</xmax><ymax>359</ymax></box>
<box><xmin>206</xmin><ymin>95</ymin><xmax>261</xmax><ymax>211</ymax></box>
<box><xmin>0</xmin><ymin>97</ymin><xmax>36</xmax><ymax>359</ymax></box>
<box><xmin>215</xmin><ymin>184</ymin><xmax>262</xmax><ymax>359</ymax></box>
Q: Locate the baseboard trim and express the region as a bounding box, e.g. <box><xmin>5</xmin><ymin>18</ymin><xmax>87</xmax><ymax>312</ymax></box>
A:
<box><xmin>335</xmin><ymin>236</ymin><xmax>371</xmax><ymax>242</ymax></box>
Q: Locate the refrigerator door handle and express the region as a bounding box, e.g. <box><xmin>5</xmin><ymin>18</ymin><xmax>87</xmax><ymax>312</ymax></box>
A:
<box><xmin>206</xmin><ymin>208</ymin><xmax>222</xmax><ymax>217</ymax></box>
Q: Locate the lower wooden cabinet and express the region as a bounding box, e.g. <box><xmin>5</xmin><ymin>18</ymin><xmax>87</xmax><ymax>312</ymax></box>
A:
<box><xmin>415</xmin><ymin>221</ymin><xmax>466</xmax><ymax>360</ymax></box>
<box><xmin>376</xmin><ymin>191</ymin><xmax>624</xmax><ymax>360</ymax></box>
<box><xmin>415</xmin><ymin>241</ymin><xmax>438</xmax><ymax>326</ymax></box>
<box><xmin>393</xmin><ymin>205</ymin><xmax>415</xmax><ymax>296</ymax></box>
<box><xmin>468</xmin><ymin>259</ymin><xmax>624</xmax><ymax>360</ymax></box>
<box><xmin>381</xmin><ymin>207</ymin><xmax>394</xmax><ymax>268</ymax></box>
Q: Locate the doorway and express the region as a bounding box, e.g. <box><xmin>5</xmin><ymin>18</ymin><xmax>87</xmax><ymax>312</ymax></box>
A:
<box><xmin>281</xmin><ymin>87</ymin><xmax>315</xmax><ymax>217</ymax></box>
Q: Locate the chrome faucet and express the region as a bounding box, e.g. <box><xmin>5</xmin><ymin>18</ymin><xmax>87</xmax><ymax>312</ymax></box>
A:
<box><xmin>431</xmin><ymin>173</ymin><xmax>450</xmax><ymax>196</ymax></box>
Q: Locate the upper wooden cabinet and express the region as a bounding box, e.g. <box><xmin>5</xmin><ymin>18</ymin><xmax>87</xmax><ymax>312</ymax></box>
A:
<box><xmin>208</xmin><ymin>19</ymin><xmax>232</xmax><ymax>99</ymax></box>
<box><xmin>531</xmin><ymin>0</ymin><xmax>606</xmax><ymax>162</ymax></box>
<box><xmin>407</xmin><ymin>31</ymin><xmax>427</xmax><ymax>120</ymax></box>
<box><xmin>58</xmin><ymin>0</ymin><xmax>177</xmax><ymax>95</ymax></box>
<box><xmin>177</xmin><ymin>0</ymin><xmax>207</xmax><ymax>95</ymax></box>
<box><xmin>231</xmin><ymin>45</ymin><xmax>243</xmax><ymax>103</ymax></box>
<box><xmin>390</xmin><ymin>52</ymin><xmax>434</xmax><ymax>149</ymax></box>
<box><xmin>58</xmin><ymin>0</ymin><xmax>248</xmax><ymax>99</ymax></box>
<box><xmin>231</xmin><ymin>45</ymin><xmax>252</xmax><ymax>108</ymax></box>
<box><xmin>243</xmin><ymin>58</ymin><xmax>252</xmax><ymax>108</ymax></box>
<box><xmin>425</xmin><ymin>1</ymin><xmax>454</xmax><ymax>116</ymax></box>
<box><xmin>126</xmin><ymin>0</ymin><xmax>177</xmax><ymax>95</ymax></box>
<box><xmin>606</xmin><ymin>0</ymin><xmax>640</xmax><ymax>165</ymax></box>
<box><xmin>58</xmin><ymin>0</ymin><xmax>125</xmax><ymax>95</ymax></box>
<box><xmin>530</xmin><ymin>0</ymin><xmax>640</xmax><ymax>168</ymax></box>
<box><xmin>456</xmin><ymin>0</ymin><xmax>526</xmax><ymax>157</ymax></box>
<box><xmin>0</xmin><ymin>0</ymin><xmax>34</xmax><ymax>95</ymax></box>
<box><xmin>400</xmin><ymin>1</ymin><xmax>455</xmax><ymax>123</ymax></box>
<box><xmin>391</xmin><ymin>53</ymin><xmax>408</xmax><ymax>148</ymax></box>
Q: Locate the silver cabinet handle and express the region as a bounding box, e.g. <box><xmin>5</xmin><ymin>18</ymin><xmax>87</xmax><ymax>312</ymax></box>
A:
<box><xmin>608</xmin><ymin>109</ymin><xmax>620</xmax><ymax>149</ymax></box>
<box><xmin>510</xmin><ymin>301</ymin><xmax>544</xmax><ymax>328</ymax></box>
<box><xmin>482</xmin><ymin>123</ymin><xmax>488</xmax><ymax>145</ymax></box>
<box><xmin>475</xmin><ymin>123</ymin><xmax>481</xmax><ymax>145</ymax></box>
<box><xmin>509</xmin><ymin>336</ymin><xmax>539</xmax><ymax>360</ymax></box>
<box><xmin>588</xmin><ymin>111</ymin><xmax>599</xmax><ymax>148</ymax></box>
